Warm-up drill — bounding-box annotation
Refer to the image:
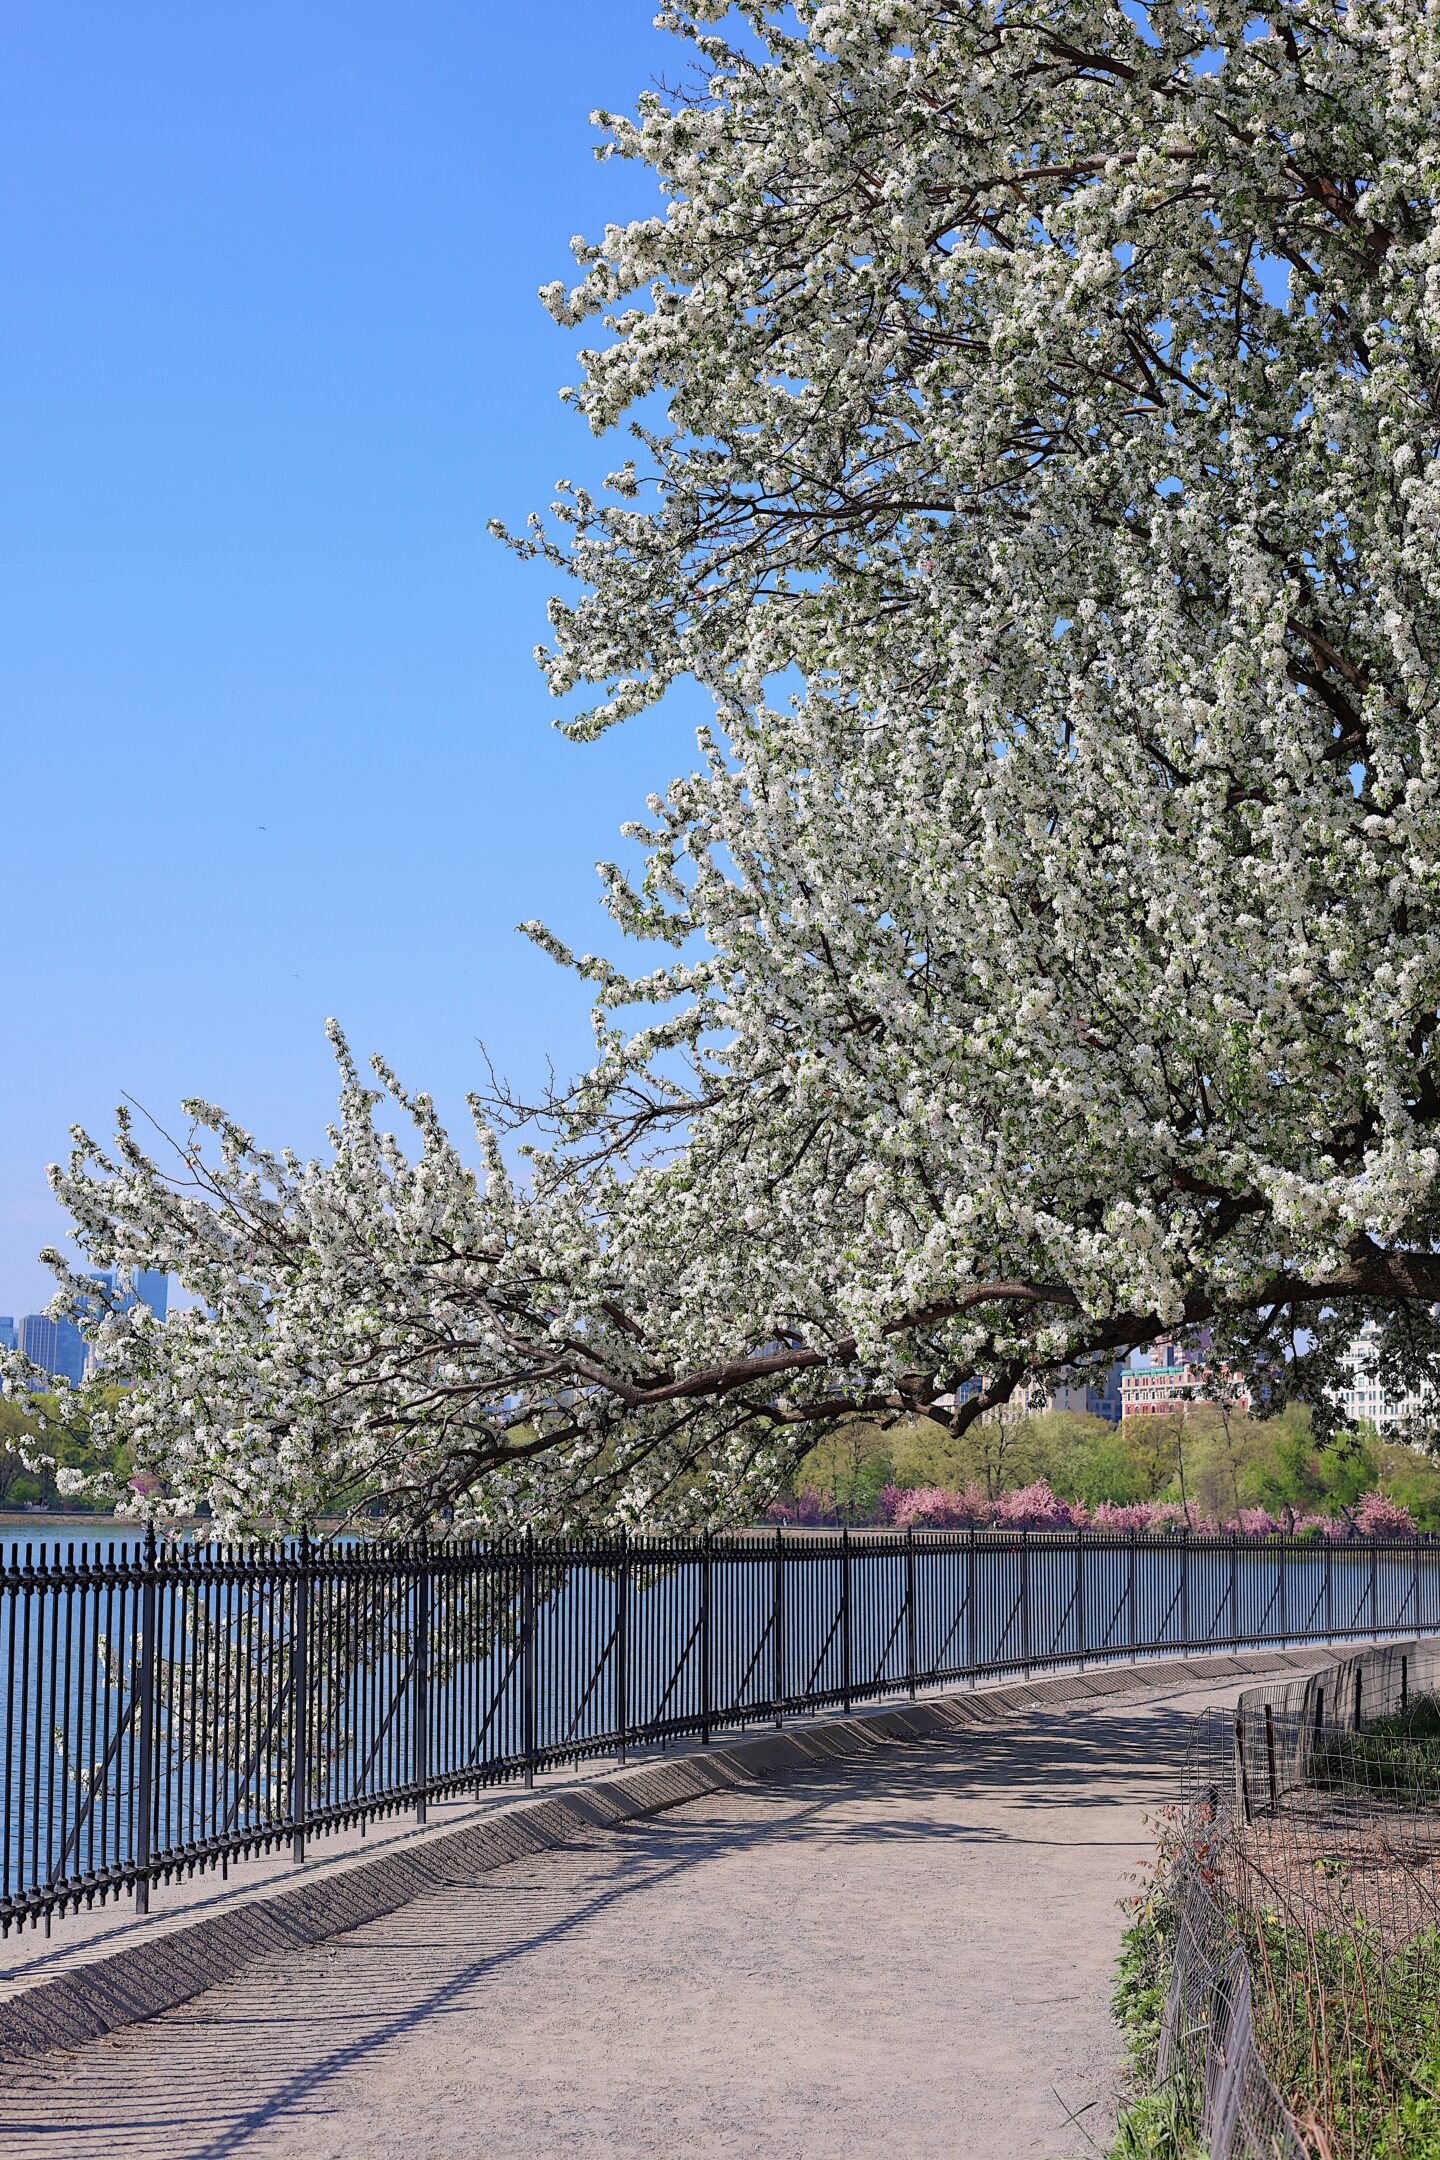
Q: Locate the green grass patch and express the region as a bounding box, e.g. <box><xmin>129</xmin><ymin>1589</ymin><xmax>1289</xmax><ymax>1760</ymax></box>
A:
<box><xmin>1108</xmin><ymin>1818</ymin><xmax>1440</xmax><ymax>2158</ymax></box>
<box><xmin>1312</xmin><ymin>1693</ymin><xmax>1440</xmax><ymax>1809</ymax></box>
<box><xmin>1107</xmin><ymin>1843</ymin><xmax>1205</xmax><ymax>2159</ymax></box>
<box><xmin>1243</xmin><ymin>1915</ymin><xmax>1440</xmax><ymax>2160</ymax></box>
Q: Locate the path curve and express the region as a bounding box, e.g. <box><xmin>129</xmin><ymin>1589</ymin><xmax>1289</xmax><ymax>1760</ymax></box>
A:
<box><xmin>0</xmin><ymin>1661</ymin><xmax>1317</xmax><ymax>2160</ymax></box>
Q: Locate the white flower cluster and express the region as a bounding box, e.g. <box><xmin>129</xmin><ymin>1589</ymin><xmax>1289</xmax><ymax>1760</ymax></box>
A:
<box><xmin>12</xmin><ymin>1</ymin><xmax>1440</xmax><ymax>1530</ymax></box>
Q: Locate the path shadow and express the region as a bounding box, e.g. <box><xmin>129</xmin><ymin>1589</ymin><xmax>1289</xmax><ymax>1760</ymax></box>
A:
<box><xmin>0</xmin><ymin>1673</ymin><xmax>1256</xmax><ymax>2158</ymax></box>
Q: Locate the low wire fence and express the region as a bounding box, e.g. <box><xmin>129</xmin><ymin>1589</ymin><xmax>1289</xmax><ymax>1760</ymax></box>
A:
<box><xmin>3</xmin><ymin>1525</ymin><xmax>1439</xmax><ymax>1937</ymax></box>
<box><xmin>1157</xmin><ymin>1642</ymin><xmax>1440</xmax><ymax>2158</ymax></box>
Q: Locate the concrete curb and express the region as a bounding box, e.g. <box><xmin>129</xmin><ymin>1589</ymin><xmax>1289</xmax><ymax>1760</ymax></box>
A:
<box><xmin>0</xmin><ymin>1648</ymin><xmax>1326</xmax><ymax>2067</ymax></box>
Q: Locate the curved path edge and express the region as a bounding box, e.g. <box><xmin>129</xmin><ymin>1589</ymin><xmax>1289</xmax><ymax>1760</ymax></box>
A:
<box><xmin>0</xmin><ymin>1642</ymin><xmax>1390</xmax><ymax>2067</ymax></box>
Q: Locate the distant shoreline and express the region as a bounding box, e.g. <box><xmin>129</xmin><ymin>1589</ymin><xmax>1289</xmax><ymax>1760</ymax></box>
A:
<box><xmin>0</xmin><ymin>1511</ymin><xmax>354</xmax><ymax>1530</ymax></box>
<box><xmin>0</xmin><ymin>1510</ymin><xmax>128</xmax><ymax>1525</ymax></box>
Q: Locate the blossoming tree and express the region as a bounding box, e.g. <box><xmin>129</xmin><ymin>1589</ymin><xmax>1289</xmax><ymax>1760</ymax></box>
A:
<box><xmin>12</xmin><ymin>0</ymin><xmax>1440</xmax><ymax>1531</ymax></box>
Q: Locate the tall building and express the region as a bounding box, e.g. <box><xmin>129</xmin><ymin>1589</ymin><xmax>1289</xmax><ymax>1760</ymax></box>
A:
<box><xmin>132</xmin><ymin>1270</ymin><xmax>169</xmax><ymax>1321</ymax></box>
<box><xmin>18</xmin><ymin>1313</ymin><xmax>88</xmax><ymax>1389</ymax></box>
<box><xmin>80</xmin><ymin>1271</ymin><xmax>171</xmax><ymax>1377</ymax></box>
<box><xmin>87</xmin><ymin>1269</ymin><xmax>169</xmax><ymax>1321</ymax></box>
<box><xmin>1121</xmin><ymin>1333</ymin><xmax>1253</xmax><ymax>1419</ymax></box>
<box><xmin>1333</xmin><ymin>1323</ymin><xmax>1437</xmax><ymax>1436</ymax></box>
<box><xmin>959</xmin><ymin>1360</ymin><xmax>1127</xmax><ymax>1428</ymax></box>
<box><xmin>0</xmin><ymin>1317</ymin><xmax>16</xmax><ymax>1354</ymax></box>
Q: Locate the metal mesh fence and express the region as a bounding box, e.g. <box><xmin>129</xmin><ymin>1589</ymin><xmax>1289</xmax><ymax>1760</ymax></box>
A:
<box><xmin>1151</xmin><ymin>1642</ymin><xmax>1440</xmax><ymax>2159</ymax></box>
<box><xmin>1158</xmin><ymin>1837</ymin><xmax>1307</xmax><ymax>2159</ymax></box>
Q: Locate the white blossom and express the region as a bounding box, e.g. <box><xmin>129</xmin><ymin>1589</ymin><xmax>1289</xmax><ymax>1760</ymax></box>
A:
<box><xmin>8</xmin><ymin>2</ymin><xmax>1440</xmax><ymax>1531</ymax></box>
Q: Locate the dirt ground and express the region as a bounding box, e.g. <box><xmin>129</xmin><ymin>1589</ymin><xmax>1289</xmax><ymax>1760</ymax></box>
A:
<box><xmin>0</xmin><ymin>1667</ymin><xmax>1310</xmax><ymax>2160</ymax></box>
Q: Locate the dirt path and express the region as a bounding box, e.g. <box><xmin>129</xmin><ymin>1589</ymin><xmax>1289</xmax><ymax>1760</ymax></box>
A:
<box><xmin>0</xmin><ymin>1668</ymin><xmax>1289</xmax><ymax>2160</ymax></box>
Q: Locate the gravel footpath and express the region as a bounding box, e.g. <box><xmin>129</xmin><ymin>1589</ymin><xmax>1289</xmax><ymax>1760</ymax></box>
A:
<box><xmin>0</xmin><ymin>1665</ymin><xmax>1300</xmax><ymax>2160</ymax></box>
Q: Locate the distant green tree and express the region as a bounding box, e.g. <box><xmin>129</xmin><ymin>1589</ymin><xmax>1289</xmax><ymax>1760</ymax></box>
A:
<box><xmin>1020</xmin><ymin>1414</ymin><xmax>1148</xmax><ymax>1509</ymax></box>
<box><xmin>0</xmin><ymin>1391</ymin><xmax>131</xmax><ymax>1513</ymax></box>
<box><xmin>788</xmin><ymin>1421</ymin><xmax>894</xmax><ymax>1521</ymax></box>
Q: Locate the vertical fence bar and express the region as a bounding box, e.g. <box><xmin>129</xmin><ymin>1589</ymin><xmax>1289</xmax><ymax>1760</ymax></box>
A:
<box><xmin>1263</xmin><ymin>1702</ymin><xmax>1278</xmax><ymax>1813</ymax></box>
<box><xmin>1127</xmin><ymin>1531</ymin><xmax>1137</xmax><ymax>1654</ymax></box>
<box><xmin>134</xmin><ymin>1529</ymin><xmax>157</xmax><ymax>1915</ymax></box>
<box><xmin>700</xmin><ymin>1531</ymin><xmax>713</xmax><ymax>1743</ymax></box>
<box><xmin>1229</xmin><ymin>1531</ymin><xmax>1239</xmax><ymax>1644</ymax></box>
<box><xmin>4</xmin><ymin>1546</ymin><xmax>16</xmax><ymax>1916</ymax></box>
<box><xmin>291</xmin><ymin>1531</ymin><xmax>309</xmax><ymax>1863</ymax></box>
<box><xmin>1075</xmin><ymin>1528</ymin><xmax>1086</xmax><ymax>1670</ymax></box>
<box><xmin>905</xmin><ymin>1528</ymin><xmax>917</xmax><ymax>1699</ymax></box>
<box><xmin>413</xmin><ymin>1537</ymin><xmax>430</xmax><ymax>1824</ymax></box>
<box><xmin>1180</xmin><ymin>1531</ymin><xmax>1191</xmax><ymax>1649</ymax></box>
<box><xmin>775</xmin><ymin>1529</ymin><xmax>787</xmax><ymax>1725</ymax></box>
<box><xmin>966</xmin><ymin>1526</ymin><xmax>977</xmax><ymax>1678</ymax></box>
<box><xmin>1020</xmin><ymin>1531</ymin><xmax>1031</xmax><ymax>1671</ymax></box>
<box><xmin>772</xmin><ymin>1528</ymin><xmax>784</xmax><ymax>1726</ymax></box>
<box><xmin>1369</xmin><ymin>1541</ymin><xmax>1379</xmax><ymax>1637</ymax></box>
<box><xmin>1278</xmin><ymin>1535</ymin><xmax>1287</xmax><ymax>1643</ymax></box>
<box><xmin>522</xmin><ymin>1530</ymin><xmax>536</xmax><ymax>1789</ymax></box>
<box><xmin>1325</xmin><ymin>1534</ymin><xmax>1334</xmax><ymax>1640</ymax></box>
<box><xmin>841</xmin><ymin>1528</ymin><xmax>852</xmax><ymax>1715</ymax></box>
<box><xmin>616</xmin><ymin>1529</ymin><xmax>630</xmax><ymax>1765</ymax></box>
<box><xmin>58</xmin><ymin>1544</ymin><xmax>74</xmax><ymax>1903</ymax></box>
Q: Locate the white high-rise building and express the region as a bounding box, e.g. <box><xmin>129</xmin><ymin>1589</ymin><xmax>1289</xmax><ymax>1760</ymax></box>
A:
<box><xmin>1334</xmin><ymin>1322</ymin><xmax>1438</xmax><ymax>1435</ymax></box>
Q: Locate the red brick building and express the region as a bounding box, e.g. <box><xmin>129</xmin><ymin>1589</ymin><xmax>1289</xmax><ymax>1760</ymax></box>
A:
<box><xmin>1120</xmin><ymin>1334</ymin><xmax>1252</xmax><ymax>1419</ymax></box>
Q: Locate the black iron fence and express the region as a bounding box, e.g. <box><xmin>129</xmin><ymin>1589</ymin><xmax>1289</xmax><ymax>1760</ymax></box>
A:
<box><xmin>4</xmin><ymin>1525</ymin><xmax>1439</xmax><ymax>1935</ymax></box>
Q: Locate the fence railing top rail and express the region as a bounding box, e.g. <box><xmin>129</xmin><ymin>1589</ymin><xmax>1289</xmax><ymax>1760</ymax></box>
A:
<box><xmin>1</xmin><ymin>1521</ymin><xmax>1436</xmax><ymax>1580</ymax></box>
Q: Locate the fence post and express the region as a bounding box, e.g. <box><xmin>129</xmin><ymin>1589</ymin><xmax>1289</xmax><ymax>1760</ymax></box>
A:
<box><xmin>1414</xmin><ymin>1536</ymin><xmax>1422</xmax><ymax>1634</ymax></box>
<box><xmin>1277</xmin><ymin>1533</ymin><xmax>1287</xmax><ymax>1644</ymax></box>
<box><xmin>1180</xmin><ymin>1529</ymin><xmax>1191</xmax><ymax>1648</ymax></box>
<box><xmin>905</xmin><ymin>1527</ymin><xmax>917</xmax><ymax>1699</ymax></box>
<box><xmin>291</xmin><ymin>1530</ymin><xmax>310</xmax><ymax>1862</ymax></box>
<box><xmin>522</xmin><ymin>1528</ymin><xmax>536</xmax><ymax>1788</ymax></box>
<box><xmin>616</xmin><ymin>1528</ymin><xmax>630</xmax><ymax>1766</ymax></box>
<box><xmin>1075</xmin><ymin>1528</ymin><xmax>1086</xmax><ymax>1670</ymax></box>
<box><xmin>413</xmin><ymin>1533</ymin><xmax>430</xmax><ymax>1825</ymax></box>
<box><xmin>1127</xmin><ymin>1530</ymin><xmax>1138</xmax><ymax>1654</ymax></box>
<box><xmin>1230</xmin><ymin>1530</ymin><xmax>1239</xmax><ymax>1644</ymax></box>
<box><xmin>966</xmin><ymin>1525</ymin><xmax>977</xmax><ymax>1677</ymax></box>
<box><xmin>772</xmin><ymin>1527</ymin><xmax>784</xmax><ymax>1727</ymax></box>
<box><xmin>841</xmin><ymin>1527</ymin><xmax>853</xmax><ymax>1714</ymax></box>
<box><xmin>700</xmin><ymin>1530</ymin><xmax>713</xmax><ymax>1744</ymax></box>
<box><xmin>1263</xmin><ymin>1702</ymin><xmax>1278</xmax><ymax>1813</ymax></box>
<box><xmin>134</xmin><ymin>1527</ymin><xmax>158</xmax><ymax>1915</ymax></box>
<box><xmin>1235</xmin><ymin>1709</ymin><xmax>1252</xmax><ymax>1825</ymax></box>
<box><xmin>1369</xmin><ymin>1539</ymin><xmax>1379</xmax><ymax>1637</ymax></box>
<box><xmin>1020</xmin><ymin>1530</ymin><xmax>1032</xmax><ymax>1672</ymax></box>
<box><xmin>1325</xmin><ymin>1534</ymin><xmax>1334</xmax><ymax>1640</ymax></box>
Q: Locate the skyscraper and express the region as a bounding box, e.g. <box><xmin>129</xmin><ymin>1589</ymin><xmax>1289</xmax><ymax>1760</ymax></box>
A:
<box><xmin>87</xmin><ymin>1270</ymin><xmax>170</xmax><ymax>1321</ymax></box>
<box><xmin>0</xmin><ymin>1317</ymin><xmax>16</xmax><ymax>1355</ymax></box>
<box><xmin>131</xmin><ymin>1270</ymin><xmax>169</xmax><ymax>1321</ymax></box>
<box><xmin>77</xmin><ymin>1271</ymin><xmax>171</xmax><ymax>1377</ymax></box>
<box><xmin>18</xmin><ymin>1313</ymin><xmax>88</xmax><ymax>1389</ymax></box>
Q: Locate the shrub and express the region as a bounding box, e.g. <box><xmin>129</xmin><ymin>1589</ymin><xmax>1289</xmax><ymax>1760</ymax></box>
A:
<box><xmin>1352</xmin><ymin>1490</ymin><xmax>1418</xmax><ymax>1537</ymax></box>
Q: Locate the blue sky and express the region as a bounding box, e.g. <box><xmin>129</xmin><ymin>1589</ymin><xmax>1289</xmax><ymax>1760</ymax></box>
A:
<box><xmin>1</xmin><ymin>2</ymin><xmax>706</xmax><ymax>1312</ymax></box>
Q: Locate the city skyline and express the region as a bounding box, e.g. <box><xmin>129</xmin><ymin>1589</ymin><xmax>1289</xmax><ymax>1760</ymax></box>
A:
<box><xmin>6</xmin><ymin>1270</ymin><xmax>171</xmax><ymax>1385</ymax></box>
